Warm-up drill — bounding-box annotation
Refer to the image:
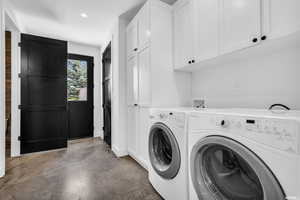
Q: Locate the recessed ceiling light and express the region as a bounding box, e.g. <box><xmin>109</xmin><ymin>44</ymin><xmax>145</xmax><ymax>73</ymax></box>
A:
<box><xmin>81</xmin><ymin>13</ymin><xmax>88</xmax><ymax>18</ymax></box>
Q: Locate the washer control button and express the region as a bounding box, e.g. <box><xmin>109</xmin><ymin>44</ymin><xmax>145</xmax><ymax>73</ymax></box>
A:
<box><xmin>220</xmin><ymin>120</ymin><xmax>230</xmax><ymax>128</ymax></box>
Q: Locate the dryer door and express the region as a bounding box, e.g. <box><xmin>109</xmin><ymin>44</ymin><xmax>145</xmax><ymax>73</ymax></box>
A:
<box><xmin>149</xmin><ymin>122</ymin><xmax>181</xmax><ymax>179</ymax></box>
<box><xmin>190</xmin><ymin>136</ymin><xmax>285</xmax><ymax>200</ymax></box>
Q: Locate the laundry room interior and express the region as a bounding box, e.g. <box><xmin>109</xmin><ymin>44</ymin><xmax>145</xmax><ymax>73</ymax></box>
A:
<box><xmin>0</xmin><ymin>0</ymin><xmax>300</xmax><ymax>199</ymax></box>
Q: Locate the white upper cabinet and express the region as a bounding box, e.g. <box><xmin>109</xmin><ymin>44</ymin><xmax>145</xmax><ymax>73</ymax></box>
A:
<box><xmin>220</xmin><ymin>0</ymin><xmax>261</xmax><ymax>54</ymax></box>
<box><xmin>193</xmin><ymin>0</ymin><xmax>219</xmax><ymax>62</ymax></box>
<box><xmin>173</xmin><ymin>0</ymin><xmax>194</xmax><ymax>69</ymax></box>
<box><xmin>173</xmin><ymin>0</ymin><xmax>300</xmax><ymax>70</ymax></box>
<box><xmin>262</xmin><ymin>0</ymin><xmax>300</xmax><ymax>40</ymax></box>
<box><xmin>126</xmin><ymin>2</ymin><xmax>150</xmax><ymax>59</ymax></box>
<box><xmin>174</xmin><ymin>0</ymin><xmax>219</xmax><ymax>69</ymax></box>
<box><xmin>138</xmin><ymin>47</ymin><xmax>151</xmax><ymax>107</ymax></box>
<box><xmin>126</xmin><ymin>21</ymin><xmax>138</xmax><ymax>59</ymax></box>
<box><xmin>137</xmin><ymin>4</ymin><xmax>151</xmax><ymax>50</ymax></box>
<box><xmin>127</xmin><ymin>56</ymin><xmax>139</xmax><ymax>106</ymax></box>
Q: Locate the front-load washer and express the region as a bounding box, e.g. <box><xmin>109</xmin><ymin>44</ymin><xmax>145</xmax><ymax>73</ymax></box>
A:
<box><xmin>148</xmin><ymin>108</ymin><xmax>189</xmax><ymax>200</ymax></box>
<box><xmin>188</xmin><ymin>109</ymin><xmax>300</xmax><ymax>200</ymax></box>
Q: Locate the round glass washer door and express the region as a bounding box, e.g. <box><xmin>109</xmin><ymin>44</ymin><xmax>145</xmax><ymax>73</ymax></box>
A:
<box><xmin>190</xmin><ymin>136</ymin><xmax>285</xmax><ymax>200</ymax></box>
<box><xmin>148</xmin><ymin>122</ymin><xmax>181</xmax><ymax>179</ymax></box>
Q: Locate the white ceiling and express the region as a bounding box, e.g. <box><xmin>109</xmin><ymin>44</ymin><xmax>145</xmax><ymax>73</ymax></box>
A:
<box><xmin>10</xmin><ymin>0</ymin><xmax>177</xmax><ymax>47</ymax></box>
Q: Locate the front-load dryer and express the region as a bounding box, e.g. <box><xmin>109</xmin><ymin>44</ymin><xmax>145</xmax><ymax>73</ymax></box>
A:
<box><xmin>188</xmin><ymin>109</ymin><xmax>300</xmax><ymax>200</ymax></box>
<box><xmin>148</xmin><ymin>108</ymin><xmax>189</xmax><ymax>200</ymax></box>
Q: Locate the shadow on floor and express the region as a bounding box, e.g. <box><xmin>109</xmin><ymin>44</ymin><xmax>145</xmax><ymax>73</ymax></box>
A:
<box><xmin>0</xmin><ymin>138</ymin><xmax>162</xmax><ymax>200</ymax></box>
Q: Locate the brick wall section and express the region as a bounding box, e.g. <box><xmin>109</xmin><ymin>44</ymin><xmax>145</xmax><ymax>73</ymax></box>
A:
<box><xmin>5</xmin><ymin>31</ymin><xmax>11</xmax><ymax>120</ymax></box>
<box><xmin>5</xmin><ymin>31</ymin><xmax>11</xmax><ymax>156</ymax></box>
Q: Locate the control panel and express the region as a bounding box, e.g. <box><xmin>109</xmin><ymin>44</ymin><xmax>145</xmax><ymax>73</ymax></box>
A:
<box><xmin>212</xmin><ymin>116</ymin><xmax>299</xmax><ymax>154</ymax></box>
<box><xmin>189</xmin><ymin>114</ymin><xmax>300</xmax><ymax>155</ymax></box>
<box><xmin>150</xmin><ymin>111</ymin><xmax>186</xmax><ymax>128</ymax></box>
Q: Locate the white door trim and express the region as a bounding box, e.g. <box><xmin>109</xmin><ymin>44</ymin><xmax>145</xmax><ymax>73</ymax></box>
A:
<box><xmin>1</xmin><ymin>6</ymin><xmax>22</xmax><ymax>177</ymax></box>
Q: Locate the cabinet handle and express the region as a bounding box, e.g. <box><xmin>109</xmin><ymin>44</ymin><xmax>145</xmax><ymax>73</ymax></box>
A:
<box><xmin>261</xmin><ymin>35</ymin><xmax>267</xmax><ymax>41</ymax></box>
<box><xmin>252</xmin><ymin>38</ymin><xmax>258</xmax><ymax>43</ymax></box>
<box><xmin>192</xmin><ymin>60</ymin><xmax>195</xmax><ymax>63</ymax></box>
<box><xmin>134</xmin><ymin>48</ymin><xmax>138</xmax><ymax>51</ymax></box>
<box><xmin>188</xmin><ymin>61</ymin><xmax>192</xmax><ymax>64</ymax></box>
<box><xmin>134</xmin><ymin>104</ymin><xmax>138</xmax><ymax>107</ymax></box>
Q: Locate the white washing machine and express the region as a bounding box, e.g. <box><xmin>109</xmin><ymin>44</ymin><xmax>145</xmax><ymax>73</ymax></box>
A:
<box><xmin>188</xmin><ymin>109</ymin><xmax>300</xmax><ymax>200</ymax></box>
<box><xmin>148</xmin><ymin>108</ymin><xmax>189</xmax><ymax>200</ymax></box>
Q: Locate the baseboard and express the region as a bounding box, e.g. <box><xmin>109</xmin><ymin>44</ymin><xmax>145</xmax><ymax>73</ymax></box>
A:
<box><xmin>0</xmin><ymin>168</ymin><xmax>4</xmax><ymax>178</ymax></box>
<box><xmin>112</xmin><ymin>145</ymin><xmax>128</xmax><ymax>157</ymax></box>
<box><xmin>94</xmin><ymin>129</ymin><xmax>103</xmax><ymax>138</ymax></box>
<box><xmin>128</xmin><ymin>152</ymin><xmax>149</xmax><ymax>171</ymax></box>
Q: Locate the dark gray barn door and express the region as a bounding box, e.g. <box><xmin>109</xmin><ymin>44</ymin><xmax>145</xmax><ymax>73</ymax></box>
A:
<box><xmin>20</xmin><ymin>34</ymin><xmax>68</xmax><ymax>154</ymax></box>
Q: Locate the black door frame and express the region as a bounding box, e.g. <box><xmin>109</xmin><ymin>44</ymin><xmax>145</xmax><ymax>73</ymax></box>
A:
<box><xmin>67</xmin><ymin>54</ymin><xmax>94</xmax><ymax>140</ymax></box>
<box><xmin>102</xmin><ymin>43</ymin><xmax>112</xmax><ymax>146</ymax></box>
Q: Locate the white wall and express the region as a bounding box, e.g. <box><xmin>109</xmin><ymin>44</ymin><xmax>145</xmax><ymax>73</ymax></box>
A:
<box><xmin>191</xmin><ymin>46</ymin><xmax>300</xmax><ymax>109</ymax></box>
<box><xmin>68</xmin><ymin>42</ymin><xmax>103</xmax><ymax>138</ymax></box>
<box><xmin>109</xmin><ymin>18</ymin><xmax>129</xmax><ymax>157</ymax></box>
<box><xmin>5</xmin><ymin>13</ymin><xmax>21</xmax><ymax>158</ymax></box>
<box><xmin>0</xmin><ymin>0</ymin><xmax>23</xmax><ymax>177</ymax></box>
<box><xmin>0</xmin><ymin>0</ymin><xmax>5</xmax><ymax>177</ymax></box>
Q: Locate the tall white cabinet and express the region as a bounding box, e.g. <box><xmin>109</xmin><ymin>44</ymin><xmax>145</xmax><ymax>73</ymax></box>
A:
<box><xmin>137</xmin><ymin>47</ymin><xmax>151</xmax><ymax>107</ymax></box>
<box><xmin>126</xmin><ymin>21</ymin><xmax>138</xmax><ymax>59</ymax></box>
<box><xmin>126</xmin><ymin>56</ymin><xmax>138</xmax><ymax>106</ymax></box>
<box><xmin>173</xmin><ymin>0</ymin><xmax>300</xmax><ymax>70</ymax></box>
<box><xmin>126</xmin><ymin>0</ymin><xmax>191</xmax><ymax>168</ymax></box>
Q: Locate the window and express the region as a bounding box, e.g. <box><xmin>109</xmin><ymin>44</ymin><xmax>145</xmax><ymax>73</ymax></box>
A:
<box><xmin>67</xmin><ymin>59</ymin><xmax>88</xmax><ymax>101</ymax></box>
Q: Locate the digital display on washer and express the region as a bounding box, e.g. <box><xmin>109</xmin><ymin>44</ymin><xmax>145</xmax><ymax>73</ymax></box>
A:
<box><xmin>246</xmin><ymin>119</ymin><xmax>255</xmax><ymax>124</ymax></box>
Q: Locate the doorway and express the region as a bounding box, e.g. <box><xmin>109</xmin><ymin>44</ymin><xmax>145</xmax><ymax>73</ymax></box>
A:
<box><xmin>102</xmin><ymin>43</ymin><xmax>112</xmax><ymax>146</ymax></box>
<box><xmin>67</xmin><ymin>54</ymin><xmax>94</xmax><ymax>139</ymax></box>
<box><xmin>5</xmin><ymin>31</ymin><xmax>11</xmax><ymax>158</ymax></box>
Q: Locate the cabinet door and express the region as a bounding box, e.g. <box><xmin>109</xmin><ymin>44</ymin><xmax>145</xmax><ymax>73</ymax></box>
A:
<box><xmin>126</xmin><ymin>21</ymin><xmax>138</xmax><ymax>59</ymax></box>
<box><xmin>262</xmin><ymin>0</ymin><xmax>300</xmax><ymax>40</ymax></box>
<box><xmin>173</xmin><ymin>0</ymin><xmax>194</xmax><ymax>69</ymax></box>
<box><xmin>220</xmin><ymin>0</ymin><xmax>261</xmax><ymax>54</ymax></box>
<box><xmin>137</xmin><ymin>107</ymin><xmax>150</xmax><ymax>168</ymax></box>
<box><xmin>137</xmin><ymin>3</ymin><xmax>150</xmax><ymax>50</ymax></box>
<box><xmin>138</xmin><ymin>47</ymin><xmax>151</xmax><ymax>106</ymax></box>
<box><xmin>127</xmin><ymin>106</ymin><xmax>138</xmax><ymax>156</ymax></box>
<box><xmin>193</xmin><ymin>0</ymin><xmax>219</xmax><ymax>62</ymax></box>
<box><xmin>127</xmin><ymin>56</ymin><xmax>138</xmax><ymax>106</ymax></box>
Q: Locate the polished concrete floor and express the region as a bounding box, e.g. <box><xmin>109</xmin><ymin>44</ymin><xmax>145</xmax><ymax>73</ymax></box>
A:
<box><xmin>0</xmin><ymin>138</ymin><xmax>162</xmax><ymax>200</ymax></box>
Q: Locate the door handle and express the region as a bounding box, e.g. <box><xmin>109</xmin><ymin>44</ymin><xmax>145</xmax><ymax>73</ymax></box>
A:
<box><xmin>134</xmin><ymin>104</ymin><xmax>138</xmax><ymax>107</ymax></box>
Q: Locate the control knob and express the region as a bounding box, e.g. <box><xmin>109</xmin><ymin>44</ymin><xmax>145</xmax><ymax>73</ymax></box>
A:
<box><xmin>220</xmin><ymin>120</ymin><xmax>230</xmax><ymax>128</ymax></box>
